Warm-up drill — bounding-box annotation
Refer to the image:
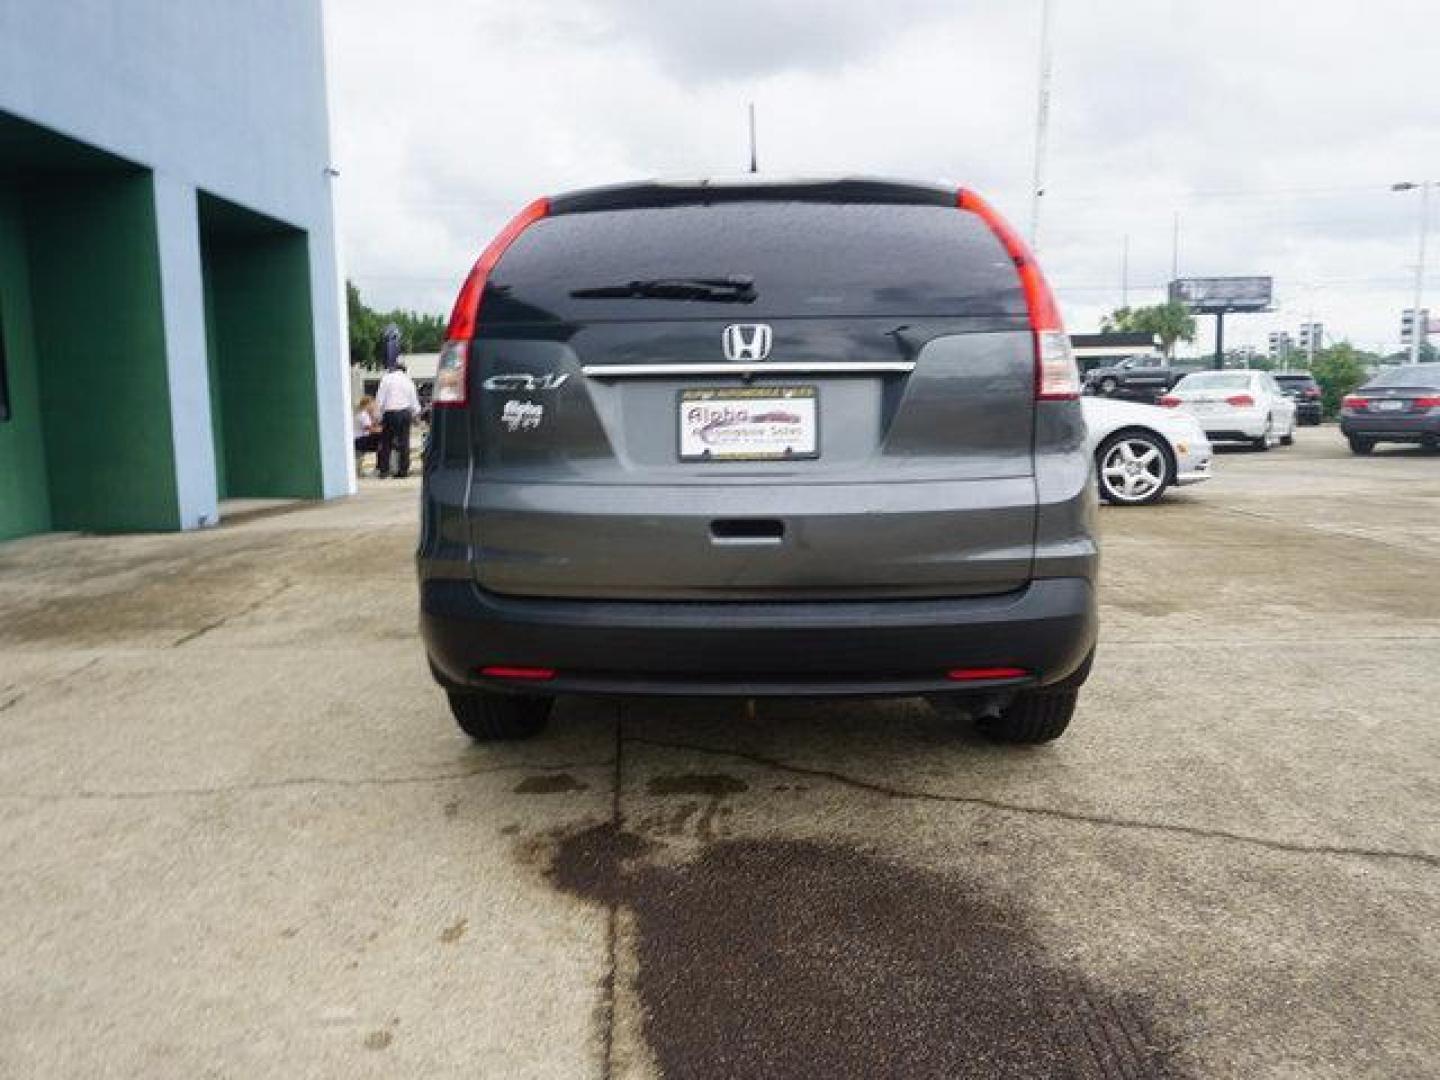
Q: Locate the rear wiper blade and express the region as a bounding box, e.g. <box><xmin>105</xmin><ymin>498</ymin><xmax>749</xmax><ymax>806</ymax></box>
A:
<box><xmin>569</xmin><ymin>275</ymin><xmax>756</xmax><ymax>302</ymax></box>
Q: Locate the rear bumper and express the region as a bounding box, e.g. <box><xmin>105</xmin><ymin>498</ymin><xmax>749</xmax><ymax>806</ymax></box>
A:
<box><xmin>1340</xmin><ymin>414</ymin><xmax>1440</xmax><ymax>440</ymax></box>
<box><xmin>1196</xmin><ymin>408</ymin><xmax>1268</xmax><ymax>440</ymax></box>
<box><xmin>421</xmin><ymin>577</ymin><xmax>1097</xmax><ymax>697</ymax></box>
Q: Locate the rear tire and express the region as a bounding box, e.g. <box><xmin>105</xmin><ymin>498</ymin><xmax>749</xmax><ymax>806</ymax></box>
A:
<box><xmin>1280</xmin><ymin>432</ymin><xmax>1294</xmax><ymax>446</ymax></box>
<box><xmin>448</xmin><ymin>692</ymin><xmax>553</xmax><ymax>741</ymax></box>
<box><xmin>1348</xmin><ymin>436</ymin><xmax>1375</xmax><ymax>455</ymax></box>
<box><xmin>1251</xmin><ymin>417</ymin><xmax>1274</xmax><ymax>451</ymax></box>
<box><xmin>977</xmin><ymin>689</ymin><xmax>1078</xmax><ymax>744</ymax></box>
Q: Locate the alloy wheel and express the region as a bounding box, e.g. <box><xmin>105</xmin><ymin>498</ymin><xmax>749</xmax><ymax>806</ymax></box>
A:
<box><xmin>1100</xmin><ymin>435</ymin><xmax>1168</xmax><ymax>503</ymax></box>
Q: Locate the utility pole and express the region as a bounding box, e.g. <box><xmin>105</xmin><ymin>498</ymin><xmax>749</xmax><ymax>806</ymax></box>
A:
<box><xmin>1121</xmin><ymin>233</ymin><xmax>1130</xmax><ymax>308</ymax></box>
<box><xmin>1028</xmin><ymin>0</ymin><xmax>1054</xmax><ymax>251</ymax></box>
<box><xmin>1392</xmin><ymin>180</ymin><xmax>1431</xmax><ymax>364</ymax></box>
<box><xmin>747</xmin><ymin>103</ymin><xmax>758</xmax><ymax>174</ymax></box>
<box><xmin>1170</xmin><ymin>211</ymin><xmax>1180</xmax><ymax>282</ymax></box>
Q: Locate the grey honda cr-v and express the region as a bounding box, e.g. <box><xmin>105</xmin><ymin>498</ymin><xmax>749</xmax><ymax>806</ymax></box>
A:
<box><xmin>419</xmin><ymin>177</ymin><xmax>1098</xmax><ymax>743</ymax></box>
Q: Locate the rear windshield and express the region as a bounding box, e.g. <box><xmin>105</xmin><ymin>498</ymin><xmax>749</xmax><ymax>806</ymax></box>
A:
<box><xmin>1176</xmin><ymin>372</ymin><xmax>1252</xmax><ymax>391</ymax></box>
<box><xmin>482</xmin><ymin>201</ymin><xmax>1026</xmax><ymax>323</ymax></box>
<box><xmin>1366</xmin><ymin>363</ymin><xmax>1440</xmax><ymax>388</ymax></box>
<box><xmin>1273</xmin><ymin>374</ymin><xmax>1316</xmax><ymax>386</ymax></box>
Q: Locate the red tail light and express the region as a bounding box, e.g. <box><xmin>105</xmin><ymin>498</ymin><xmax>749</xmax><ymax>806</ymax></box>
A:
<box><xmin>479</xmin><ymin>665</ymin><xmax>556</xmax><ymax>681</ymax></box>
<box><xmin>956</xmin><ymin>190</ymin><xmax>1078</xmax><ymax>401</ymax></box>
<box><xmin>1415</xmin><ymin>395</ymin><xmax>1440</xmax><ymax>408</ymax></box>
<box><xmin>946</xmin><ymin>666</ymin><xmax>1028</xmax><ymax>682</ymax></box>
<box><xmin>1225</xmin><ymin>394</ymin><xmax>1255</xmax><ymax>407</ymax></box>
<box><xmin>1342</xmin><ymin>395</ymin><xmax>1367</xmax><ymax>410</ymax></box>
<box><xmin>1158</xmin><ymin>395</ymin><xmax>1181</xmax><ymax>408</ymax></box>
<box><xmin>435</xmin><ymin>197</ymin><xmax>551</xmax><ymax>408</ymax></box>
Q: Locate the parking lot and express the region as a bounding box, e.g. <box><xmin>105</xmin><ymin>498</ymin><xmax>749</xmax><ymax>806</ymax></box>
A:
<box><xmin>0</xmin><ymin>426</ymin><xmax>1436</xmax><ymax>1078</ymax></box>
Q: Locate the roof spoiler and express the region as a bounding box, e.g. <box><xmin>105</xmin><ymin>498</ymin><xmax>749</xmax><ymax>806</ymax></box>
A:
<box><xmin>549</xmin><ymin>177</ymin><xmax>956</xmax><ymax>215</ymax></box>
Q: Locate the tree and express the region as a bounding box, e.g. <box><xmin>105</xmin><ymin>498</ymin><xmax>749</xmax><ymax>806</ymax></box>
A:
<box><xmin>1101</xmin><ymin>302</ymin><xmax>1197</xmax><ymax>359</ymax></box>
<box><xmin>346</xmin><ymin>281</ymin><xmax>448</xmax><ymax>370</ymax></box>
<box><xmin>1310</xmin><ymin>342</ymin><xmax>1376</xmax><ymax>417</ymax></box>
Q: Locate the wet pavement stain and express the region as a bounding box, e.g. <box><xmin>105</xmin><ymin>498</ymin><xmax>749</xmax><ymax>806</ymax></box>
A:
<box><xmin>547</xmin><ymin>824</ymin><xmax>1187</xmax><ymax>1079</ymax></box>
<box><xmin>645</xmin><ymin>773</ymin><xmax>749</xmax><ymax>797</ymax></box>
<box><xmin>513</xmin><ymin>773</ymin><xmax>589</xmax><ymax>794</ymax></box>
<box><xmin>362</xmin><ymin>1029</ymin><xmax>393</xmax><ymax>1051</ymax></box>
<box><xmin>646</xmin><ymin>773</ymin><xmax>748</xmax><ymax>840</ymax></box>
<box><xmin>439</xmin><ymin>917</ymin><xmax>468</xmax><ymax>944</ymax></box>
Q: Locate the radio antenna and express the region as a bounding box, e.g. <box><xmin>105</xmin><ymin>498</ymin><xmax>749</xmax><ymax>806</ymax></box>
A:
<box><xmin>747</xmin><ymin>103</ymin><xmax>758</xmax><ymax>173</ymax></box>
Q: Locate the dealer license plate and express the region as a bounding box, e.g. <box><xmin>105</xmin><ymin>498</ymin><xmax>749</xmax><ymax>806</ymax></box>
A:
<box><xmin>679</xmin><ymin>386</ymin><xmax>818</xmax><ymax>462</ymax></box>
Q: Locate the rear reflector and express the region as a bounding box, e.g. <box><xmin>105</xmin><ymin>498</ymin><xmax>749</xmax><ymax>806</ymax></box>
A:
<box><xmin>956</xmin><ymin>189</ymin><xmax>1078</xmax><ymax>401</ymax></box>
<box><xmin>1158</xmin><ymin>395</ymin><xmax>1181</xmax><ymax>408</ymax></box>
<box><xmin>1225</xmin><ymin>394</ymin><xmax>1255</xmax><ymax>407</ymax></box>
<box><xmin>946</xmin><ymin>666</ymin><xmax>1028</xmax><ymax>682</ymax></box>
<box><xmin>435</xmin><ymin>196</ymin><xmax>551</xmax><ymax>408</ymax></box>
<box><xmin>479</xmin><ymin>665</ymin><xmax>557</xmax><ymax>681</ymax></box>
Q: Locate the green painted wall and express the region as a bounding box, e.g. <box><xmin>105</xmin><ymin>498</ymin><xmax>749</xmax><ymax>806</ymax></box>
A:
<box><xmin>27</xmin><ymin>171</ymin><xmax>180</xmax><ymax>532</ymax></box>
<box><xmin>202</xmin><ymin>225</ymin><xmax>322</xmax><ymax>499</ymax></box>
<box><xmin>0</xmin><ymin>184</ymin><xmax>52</xmax><ymax>541</ymax></box>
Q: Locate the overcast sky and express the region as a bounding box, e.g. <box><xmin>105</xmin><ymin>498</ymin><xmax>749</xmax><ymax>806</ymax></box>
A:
<box><xmin>327</xmin><ymin>0</ymin><xmax>1438</xmax><ymax>356</ymax></box>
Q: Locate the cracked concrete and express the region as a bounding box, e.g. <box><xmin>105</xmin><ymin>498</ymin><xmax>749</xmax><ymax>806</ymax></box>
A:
<box><xmin>0</xmin><ymin>429</ymin><xmax>1437</xmax><ymax>1078</ymax></box>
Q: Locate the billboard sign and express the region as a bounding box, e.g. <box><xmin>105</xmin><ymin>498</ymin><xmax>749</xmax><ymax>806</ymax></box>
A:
<box><xmin>1169</xmin><ymin>276</ymin><xmax>1273</xmax><ymax>313</ymax></box>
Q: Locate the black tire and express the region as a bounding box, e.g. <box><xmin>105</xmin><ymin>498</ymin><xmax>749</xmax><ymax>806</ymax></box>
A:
<box><xmin>1095</xmin><ymin>429</ymin><xmax>1173</xmax><ymax>506</ymax></box>
<box><xmin>448</xmin><ymin>691</ymin><xmax>553</xmax><ymax>741</ymax></box>
<box><xmin>1280</xmin><ymin>432</ymin><xmax>1294</xmax><ymax>446</ymax></box>
<box><xmin>1251</xmin><ymin>416</ymin><xmax>1274</xmax><ymax>451</ymax></box>
<box><xmin>1348</xmin><ymin>436</ymin><xmax>1374</xmax><ymax>455</ymax></box>
<box><xmin>977</xmin><ymin>689</ymin><xmax>1078</xmax><ymax>745</ymax></box>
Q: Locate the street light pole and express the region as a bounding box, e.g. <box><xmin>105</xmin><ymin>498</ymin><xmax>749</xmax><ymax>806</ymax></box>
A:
<box><xmin>1028</xmin><ymin>0</ymin><xmax>1054</xmax><ymax>251</ymax></box>
<box><xmin>1393</xmin><ymin>180</ymin><xmax>1431</xmax><ymax>365</ymax></box>
<box><xmin>1121</xmin><ymin>233</ymin><xmax>1129</xmax><ymax>308</ymax></box>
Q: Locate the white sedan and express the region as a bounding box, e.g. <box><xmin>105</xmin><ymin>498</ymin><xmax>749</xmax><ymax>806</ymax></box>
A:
<box><xmin>1083</xmin><ymin>397</ymin><xmax>1213</xmax><ymax>506</ymax></box>
<box><xmin>1160</xmin><ymin>370</ymin><xmax>1298</xmax><ymax>450</ymax></box>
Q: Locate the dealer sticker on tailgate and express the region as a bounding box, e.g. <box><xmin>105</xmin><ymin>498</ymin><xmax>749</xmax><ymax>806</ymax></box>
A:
<box><xmin>678</xmin><ymin>386</ymin><xmax>818</xmax><ymax>462</ymax></box>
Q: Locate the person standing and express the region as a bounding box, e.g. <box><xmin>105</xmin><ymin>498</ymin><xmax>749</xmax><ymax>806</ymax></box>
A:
<box><xmin>375</xmin><ymin>362</ymin><xmax>421</xmax><ymax>478</ymax></box>
<box><xmin>353</xmin><ymin>394</ymin><xmax>381</xmax><ymax>474</ymax></box>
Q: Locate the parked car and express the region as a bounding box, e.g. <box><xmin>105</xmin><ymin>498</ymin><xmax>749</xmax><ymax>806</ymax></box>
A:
<box><xmin>1340</xmin><ymin>362</ymin><xmax>1440</xmax><ymax>454</ymax></box>
<box><xmin>1083</xmin><ymin>355</ymin><xmax>1204</xmax><ymax>402</ymax></box>
<box><xmin>1160</xmin><ymin>370</ymin><xmax>1298</xmax><ymax>449</ymax></box>
<box><xmin>419</xmin><ymin>178</ymin><xmax>1099</xmax><ymax>745</ymax></box>
<box><xmin>1273</xmin><ymin>371</ymin><xmax>1323</xmax><ymax>425</ymax></box>
<box><xmin>1082</xmin><ymin>397</ymin><xmax>1212</xmax><ymax>505</ymax></box>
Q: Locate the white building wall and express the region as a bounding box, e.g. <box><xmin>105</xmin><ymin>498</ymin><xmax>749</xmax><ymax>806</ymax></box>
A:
<box><xmin>0</xmin><ymin>0</ymin><xmax>352</xmax><ymax>513</ymax></box>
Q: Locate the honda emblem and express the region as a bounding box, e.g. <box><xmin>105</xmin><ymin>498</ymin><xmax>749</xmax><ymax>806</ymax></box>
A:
<box><xmin>722</xmin><ymin>323</ymin><xmax>773</xmax><ymax>362</ymax></box>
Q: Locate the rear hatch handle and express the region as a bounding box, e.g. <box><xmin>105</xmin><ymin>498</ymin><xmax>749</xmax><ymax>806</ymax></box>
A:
<box><xmin>710</xmin><ymin>518</ymin><xmax>785</xmax><ymax>545</ymax></box>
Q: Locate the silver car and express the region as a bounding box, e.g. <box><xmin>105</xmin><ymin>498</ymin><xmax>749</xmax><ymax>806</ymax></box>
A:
<box><xmin>419</xmin><ymin>178</ymin><xmax>1099</xmax><ymax>744</ymax></box>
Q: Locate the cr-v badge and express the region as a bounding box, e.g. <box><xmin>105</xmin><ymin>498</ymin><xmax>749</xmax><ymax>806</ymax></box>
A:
<box><xmin>483</xmin><ymin>373</ymin><xmax>571</xmax><ymax>391</ymax></box>
<box><xmin>722</xmin><ymin>324</ymin><xmax>773</xmax><ymax>362</ymax></box>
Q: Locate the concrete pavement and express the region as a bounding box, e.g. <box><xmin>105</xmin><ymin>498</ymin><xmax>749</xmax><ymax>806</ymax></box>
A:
<box><xmin>0</xmin><ymin>427</ymin><xmax>1436</xmax><ymax>1077</ymax></box>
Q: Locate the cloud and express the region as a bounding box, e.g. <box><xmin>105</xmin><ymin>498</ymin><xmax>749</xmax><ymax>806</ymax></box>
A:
<box><xmin>328</xmin><ymin>0</ymin><xmax>1440</xmax><ymax>354</ymax></box>
<box><xmin>557</xmin><ymin>0</ymin><xmax>965</xmax><ymax>82</ymax></box>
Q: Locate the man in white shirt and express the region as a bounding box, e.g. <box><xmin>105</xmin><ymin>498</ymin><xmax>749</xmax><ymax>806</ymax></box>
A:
<box><xmin>374</xmin><ymin>362</ymin><xmax>422</xmax><ymax>478</ymax></box>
